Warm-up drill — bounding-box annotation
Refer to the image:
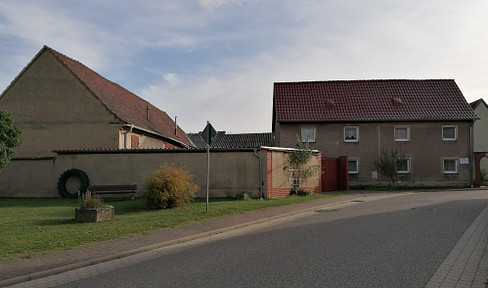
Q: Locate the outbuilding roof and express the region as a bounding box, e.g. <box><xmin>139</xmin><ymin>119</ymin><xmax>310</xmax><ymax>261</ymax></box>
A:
<box><xmin>44</xmin><ymin>46</ymin><xmax>193</xmax><ymax>147</ymax></box>
<box><xmin>273</xmin><ymin>79</ymin><xmax>478</xmax><ymax>124</ymax></box>
<box><xmin>187</xmin><ymin>131</ymin><xmax>274</xmax><ymax>149</ymax></box>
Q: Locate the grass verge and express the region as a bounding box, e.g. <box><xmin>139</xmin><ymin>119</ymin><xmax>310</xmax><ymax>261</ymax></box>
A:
<box><xmin>0</xmin><ymin>194</ymin><xmax>332</xmax><ymax>262</ymax></box>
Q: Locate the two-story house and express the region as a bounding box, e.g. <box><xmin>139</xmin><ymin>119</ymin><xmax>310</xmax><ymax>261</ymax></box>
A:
<box><xmin>273</xmin><ymin>79</ymin><xmax>478</xmax><ymax>187</ymax></box>
<box><xmin>0</xmin><ymin>46</ymin><xmax>193</xmax><ymax>158</ymax></box>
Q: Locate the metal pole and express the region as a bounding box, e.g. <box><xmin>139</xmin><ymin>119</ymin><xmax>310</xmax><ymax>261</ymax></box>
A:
<box><xmin>206</xmin><ymin>144</ymin><xmax>210</xmax><ymax>212</ymax></box>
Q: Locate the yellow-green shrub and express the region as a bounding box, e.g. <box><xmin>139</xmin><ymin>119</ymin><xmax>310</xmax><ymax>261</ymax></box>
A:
<box><xmin>146</xmin><ymin>164</ymin><xmax>199</xmax><ymax>209</ymax></box>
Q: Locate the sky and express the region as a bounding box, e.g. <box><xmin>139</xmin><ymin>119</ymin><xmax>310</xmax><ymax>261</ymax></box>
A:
<box><xmin>0</xmin><ymin>0</ymin><xmax>487</xmax><ymax>133</ymax></box>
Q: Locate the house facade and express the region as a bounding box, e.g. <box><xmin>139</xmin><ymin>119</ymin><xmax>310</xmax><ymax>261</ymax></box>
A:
<box><xmin>273</xmin><ymin>80</ymin><xmax>478</xmax><ymax>187</ymax></box>
<box><xmin>0</xmin><ymin>46</ymin><xmax>192</xmax><ymax>158</ymax></box>
<box><xmin>471</xmin><ymin>98</ymin><xmax>488</xmax><ymax>185</ymax></box>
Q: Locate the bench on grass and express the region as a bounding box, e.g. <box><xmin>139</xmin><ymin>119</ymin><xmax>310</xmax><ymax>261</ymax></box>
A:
<box><xmin>88</xmin><ymin>184</ymin><xmax>137</xmax><ymax>200</ymax></box>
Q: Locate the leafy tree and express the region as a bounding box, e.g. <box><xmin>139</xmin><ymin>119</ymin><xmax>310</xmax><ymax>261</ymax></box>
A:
<box><xmin>374</xmin><ymin>147</ymin><xmax>408</xmax><ymax>186</ymax></box>
<box><xmin>0</xmin><ymin>110</ymin><xmax>21</xmax><ymax>170</ymax></box>
<box><xmin>287</xmin><ymin>136</ymin><xmax>316</xmax><ymax>193</ymax></box>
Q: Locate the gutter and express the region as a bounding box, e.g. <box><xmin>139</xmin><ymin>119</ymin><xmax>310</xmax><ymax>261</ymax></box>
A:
<box><xmin>123</xmin><ymin>124</ymin><xmax>190</xmax><ymax>148</ymax></box>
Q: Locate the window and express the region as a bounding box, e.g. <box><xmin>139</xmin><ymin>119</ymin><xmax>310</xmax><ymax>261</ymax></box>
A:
<box><xmin>394</xmin><ymin>126</ymin><xmax>410</xmax><ymax>141</ymax></box>
<box><xmin>442</xmin><ymin>126</ymin><xmax>457</xmax><ymax>141</ymax></box>
<box><xmin>348</xmin><ymin>160</ymin><xmax>359</xmax><ymax>174</ymax></box>
<box><xmin>443</xmin><ymin>158</ymin><xmax>458</xmax><ymax>174</ymax></box>
<box><xmin>396</xmin><ymin>158</ymin><xmax>410</xmax><ymax>174</ymax></box>
<box><xmin>301</xmin><ymin>127</ymin><xmax>316</xmax><ymax>142</ymax></box>
<box><xmin>344</xmin><ymin>126</ymin><xmax>359</xmax><ymax>142</ymax></box>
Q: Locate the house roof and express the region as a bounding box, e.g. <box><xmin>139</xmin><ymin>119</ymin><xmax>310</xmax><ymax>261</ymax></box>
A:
<box><xmin>187</xmin><ymin>131</ymin><xmax>274</xmax><ymax>148</ymax></box>
<box><xmin>273</xmin><ymin>80</ymin><xmax>478</xmax><ymax>125</ymax></box>
<box><xmin>470</xmin><ymin>98</ymin><xmax>488</xmax><ymax>111</ymax></box>
<box><xmin>43</xmin><ymin>46</ymin><xmax>193</xmax><ymax>147</ymax></box>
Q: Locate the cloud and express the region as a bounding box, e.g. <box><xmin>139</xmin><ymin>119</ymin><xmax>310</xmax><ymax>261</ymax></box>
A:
<box><xmin>1</xmin><ymin>0</ymin><xmax>487</xmax><ymax>134</ymax></box>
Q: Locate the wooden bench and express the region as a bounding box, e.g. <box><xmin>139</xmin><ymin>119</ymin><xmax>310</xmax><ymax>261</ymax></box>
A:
<box><xmin>88</xmin><ymin>184</ymin><xmax>137</xmax><ymax>200</ymax></box>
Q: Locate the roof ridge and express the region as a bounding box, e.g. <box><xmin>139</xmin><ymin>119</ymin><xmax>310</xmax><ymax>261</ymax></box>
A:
<box><xmin>274</xmin><ymin>79</ymin><xmax>455</xmax><ymax>85</ymax></box>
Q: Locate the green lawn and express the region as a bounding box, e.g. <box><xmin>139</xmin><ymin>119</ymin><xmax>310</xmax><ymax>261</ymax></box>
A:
<box><xmin>0</xmin><ymin>194</ymin><xmax>332</xmax><ymax>262</ymax></box>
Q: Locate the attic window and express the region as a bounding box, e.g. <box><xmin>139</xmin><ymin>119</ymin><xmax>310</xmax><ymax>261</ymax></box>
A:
<box><xmin>326</xmin><ymin>100</ymin><xmax>336</xmax><ymax>107</ymax></box>
<box><xmin>392</xmin><ymin>98</ymin><xmax>403</xmax><ymax>106</ymax></box>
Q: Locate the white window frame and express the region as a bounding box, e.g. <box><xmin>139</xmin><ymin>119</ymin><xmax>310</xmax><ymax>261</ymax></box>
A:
<box><xmin>344</xmin><ymin>126</ymin><xmax>359</xmax><ymax>143</ymax></box>
<box><xmin>442</xmin><ymin>125</ymin><xmax>458</xmax><ymax>141</ymax></box>
<box><xmin>348</xmin><ymin>159</ymin><xmax>359</xmax><ymax>174</ymax></box>
<box><xmin>443</xmin><ymin>158</ymin><xmax>458</xmax><ymax>174</ymax></box>
<box><xmin>396</xmin><ymin>158</ymin><xmax>410</xmax><ymax>174</ymax></box>
<box><xmin>394</xmin><ymin>125</ymin><xmax>410</xmax><ymax>142</ymax></box>
<box><xmin>300</xmin><ymin>127</ymin><xmax>316</xmax><ymax>143</ymax></box>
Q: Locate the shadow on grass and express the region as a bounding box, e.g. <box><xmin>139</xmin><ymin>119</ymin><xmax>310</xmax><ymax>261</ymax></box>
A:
<box><xmin>33</xmin><ymin>218</ymin><xmax>77</xmax><ymax>226</ymax></box>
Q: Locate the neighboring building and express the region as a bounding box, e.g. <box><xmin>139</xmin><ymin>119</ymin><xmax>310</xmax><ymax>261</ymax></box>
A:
<box><xmin>188</xmin><ymin>126</ymin><xmax>274</xmax><ymax>149</ymax></box>
<box><xmin>0</xmin><ymin>46</ymin><xmax>192</xmax><ymax>158</ymax></box>
<box><xmin>471</xmin><ymin>98</ymin><xmax>488</xmax><ymax>185</ymax></box>
<box><xmin>273</xmin><ymin>79</ymin><xmax>478</xmax><ymax>187</ymax></box>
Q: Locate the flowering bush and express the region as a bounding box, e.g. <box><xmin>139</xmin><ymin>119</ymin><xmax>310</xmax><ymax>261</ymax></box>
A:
<box><xmin>146</xmin><ymin>164</ymin><xmax>199</xmax><ymax>209</ymax></box>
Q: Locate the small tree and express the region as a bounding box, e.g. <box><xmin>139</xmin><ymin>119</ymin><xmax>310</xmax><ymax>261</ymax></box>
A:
<box><xmin>374</xmin><ymin>147</ymin><xmax>408</xmax><ymax>186</ymax></box>
<box><xmin>0</xmin><ymin>110</ymin><xmax>21</xmax><ymax>170</ymax></box>
<box><xmin>287</xmin><ymin>136</ymin><xmax>316</xmax><ymax>194</ymax></box>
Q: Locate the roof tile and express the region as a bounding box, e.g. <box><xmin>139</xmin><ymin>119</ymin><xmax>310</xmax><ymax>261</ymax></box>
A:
<box><xmin>46</xmin><ymin>46</ymin><xmax>193</xmax><ymax>147</ymax></box>
<box><xmin>274</xmin><ymin>80</ymin><xmax>478</xmax><ymax>122</ymax></box>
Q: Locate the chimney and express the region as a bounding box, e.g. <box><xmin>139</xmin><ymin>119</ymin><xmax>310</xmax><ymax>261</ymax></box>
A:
<box><xmin>175</xmin><ymin>116</ymin><xmax>178</xmax><ymax>136</ymax></box>
<box><xmin>146</xmin><ymin>105</ymin><xmax>150</xmax><ymax>120</ymax></box>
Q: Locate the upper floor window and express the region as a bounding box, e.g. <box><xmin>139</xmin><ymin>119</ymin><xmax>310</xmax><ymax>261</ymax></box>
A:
<box><xmin>301</xmin><ymin>127</ymin><xmax>316</xmax><ymax>143</ymax></box>
<box><xmin>349</xmin><ymin>159</ymin><xmax>359</xmax><ymax>174</ymax></box>
<box><xmin>443</xmin><ymin>158</ymin><xmax>458</xmax><ymax>174</ymax></box>
<box><xmin>442</xmin><ymin>125</ymin><xmax>457</xmax><ymax>141</ymax></box>
<box><xmin>344</xmin><ymin>126</ymin><xmax>359</xmax><ymax>142</ymax></box>
<box><xmin>394</xmin><ymin>126</ymin><xmax>410</xmax><ymax>142</ymax></box>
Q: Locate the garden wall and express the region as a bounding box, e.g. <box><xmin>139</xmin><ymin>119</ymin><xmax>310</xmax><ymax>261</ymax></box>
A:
<box><xmin>0</xmin><ymin>148</ymin><xmax>322</xmax><ymax>199</ymax></box>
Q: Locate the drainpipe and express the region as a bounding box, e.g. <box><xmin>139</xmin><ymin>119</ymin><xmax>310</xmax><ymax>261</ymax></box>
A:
<box><xmin>470</xmin><ymin>122</ymin><xmax>474</xmax><ymax>188</ymax></box>
<box><xmin>253</xmin><ymin>148</ymin><xmax>264</xmax><ymax>199</ymax></box>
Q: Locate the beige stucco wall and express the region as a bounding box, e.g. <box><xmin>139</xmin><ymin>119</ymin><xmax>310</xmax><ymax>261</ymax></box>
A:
<box><xmin>0</xmin><ymin>50</ymin><xmax>121</xmax><ymax>158</ymax></box>
<box><xmin>270</xmin><ymin>150</ymin><xmax>321</xmax><ymax>189</ymax></box>
<box><xmin>118</xmin><ymin>130</ymin><xmax>167</xmax><ymax>149</ymax></box>
<box><xmin>473</xmin><ymin>102</ymin><xmax>488</xmax><ymax>173</ymax></box>
<box><xmin>0</xmin><ymin>150</ymin><xmax>268</xmax><ymax>198</ymax></box>
<box><xmin>474</xmin><ymin>102</ymin><xmax>488</xmax><ymax>152</ymax></box>
<box><xmin>276</xmin><ymin>121</ymin><xmax>473</xmax><ymax>187</ymax></box>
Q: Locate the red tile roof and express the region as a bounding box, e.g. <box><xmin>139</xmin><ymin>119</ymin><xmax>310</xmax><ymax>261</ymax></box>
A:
<box><xmin>45</xmin><ymin>46</ymin><xmax>193</xmax><ymax>147</ymax></box>
<box><xmin>273</xmin><ymin>80</ymin><xmax>478</xmax><ymax>123</ymax></box>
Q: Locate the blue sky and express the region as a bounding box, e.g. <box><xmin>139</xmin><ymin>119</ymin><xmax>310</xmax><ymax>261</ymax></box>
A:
<box><xmin>1</xmin><ymin>0</ymin><xmax>487</xmax><ymax>133</ymax></box>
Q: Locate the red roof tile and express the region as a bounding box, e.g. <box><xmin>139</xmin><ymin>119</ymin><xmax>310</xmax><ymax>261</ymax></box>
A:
<box><xmin>45</xmin><ymin>46</ymin><xmax>193</xmax><ymax>147</ymax></box>
<box><xmin>273</xmin><ymin>80</ymin><xmax>478</xmax><ymax>123</ymax></box>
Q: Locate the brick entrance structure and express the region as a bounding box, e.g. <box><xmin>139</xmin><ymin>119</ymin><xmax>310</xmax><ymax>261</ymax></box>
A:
<box><xmin>474</xmin><ymin>152</ymin><xmax>488</xmax><ymax>187</ymax></box>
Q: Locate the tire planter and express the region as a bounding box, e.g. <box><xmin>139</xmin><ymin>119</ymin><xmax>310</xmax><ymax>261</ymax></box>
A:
<box><xmin>57</xmin><ymin>168</ymin><xmax>90</xmax><ymax>198</ymax></box>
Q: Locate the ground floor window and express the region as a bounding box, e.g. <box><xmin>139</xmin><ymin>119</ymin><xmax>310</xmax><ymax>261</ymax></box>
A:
<box><xmin>396</xmin><ymin>158</ymin><xmax>410</xmax><ymax>174</ymax></box>
<box><xmin>349</xmin><ymin>160</ymin><xmax>359</xmax><ymax>174</ymax></box>
<box><xmin>443</xmin><ymin>158</ymin><xmax>458</xmax><ymax>173</ymax></box>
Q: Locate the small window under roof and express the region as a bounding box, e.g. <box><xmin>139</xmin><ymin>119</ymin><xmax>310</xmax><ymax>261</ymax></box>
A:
<box><xmin>392</xmin><ymin>98</ymin><xmax>403</xmax><ymax>105</ymax></box>
<box><xmin>326</xmin><ymin>100</ymin><xmax>336</xmax><ymax>107</ymax></box>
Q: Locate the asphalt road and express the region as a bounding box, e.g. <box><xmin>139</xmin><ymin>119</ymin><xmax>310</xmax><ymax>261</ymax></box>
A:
<box><xmin>52</xmin><ymin>191</ymin><xmax>488</xmax><ymax>288</ymax></box>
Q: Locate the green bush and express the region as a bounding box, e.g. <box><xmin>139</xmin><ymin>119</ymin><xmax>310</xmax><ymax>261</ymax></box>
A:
<box><xmin>146</xmin><ymin>164</ymin><xmax>199</xmax><ymax>209</ymax></box>
<box><xmin>481</xmin><ymin>168</ymin><xmax>488</xmax><ymax>186</ymax></box>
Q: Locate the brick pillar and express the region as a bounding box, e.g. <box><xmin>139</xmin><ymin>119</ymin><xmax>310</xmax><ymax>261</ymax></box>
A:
<box><xmin>338</xmin><ymin>156</ymin><xmax>349</xmax><ymax>190</ymax></box>
<box><xmin>474</xmin><ymin>153</ymin><xmax>485</xmax><ymax>188</ymax></box>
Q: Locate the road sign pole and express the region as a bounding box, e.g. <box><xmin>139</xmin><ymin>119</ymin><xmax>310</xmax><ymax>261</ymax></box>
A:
<box><xmin>206</xmin><ymin>143</ymin><xmax>210</xmax><ymax>212</ymax></box>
